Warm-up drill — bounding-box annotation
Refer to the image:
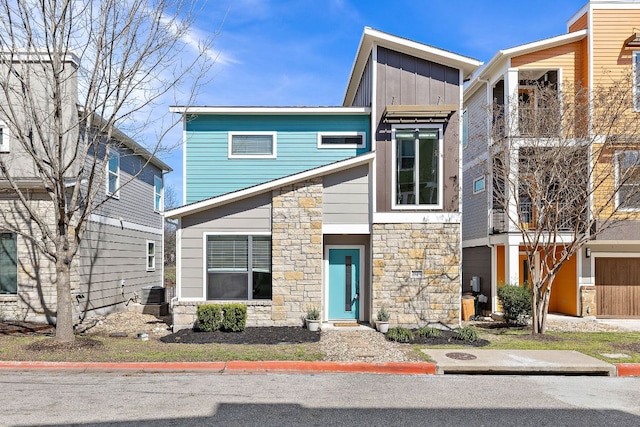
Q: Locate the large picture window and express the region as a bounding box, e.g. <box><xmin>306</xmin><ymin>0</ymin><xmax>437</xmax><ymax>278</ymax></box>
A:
<box><xmin>394</xmin><ymin>127</ymin><xmax>441</xmax><ymax>207</ymax></box>
<box><xmin>206</xmin><ymin>235</ymin><xmax>271</xmax><ymax>300</ymax></box>
<box><xmin>0</xmin><ymin>233</ymin><xmax>17</xmax><ymax>295</ymax></box>
<box><xmin>617</xmin><ymin>150</ymin><xmax>640</xmax><ymax>210</ymax></box>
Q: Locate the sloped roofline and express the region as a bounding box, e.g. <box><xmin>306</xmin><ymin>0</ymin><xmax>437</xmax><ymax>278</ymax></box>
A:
<box><xmin>343</xmin><ymin>27</ymin><xmax>483</xmax><ymax>106</ymax></box>
<box><xmin>166</xmin><ymin>152</ymin><xmax>375</xmax><ymax>218</ymax></box>
<box><xmin>465</xmin><ymin>29</ymin><xmax>588</xmax><ymax>98</ymax></box>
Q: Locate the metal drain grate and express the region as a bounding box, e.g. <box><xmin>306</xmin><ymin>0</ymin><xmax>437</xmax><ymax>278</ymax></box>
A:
<box><xmin>445</xmin><ymin>352</ymin><xmax>477</xmax><ymax>360</ymax></box>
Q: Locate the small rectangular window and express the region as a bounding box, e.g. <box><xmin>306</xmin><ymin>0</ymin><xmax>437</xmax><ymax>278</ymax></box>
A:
<box><xmin>228</xmin><ymin>132</ymin><xmax>276</xmax><ymax>158</ymax></box>
<box><xmin>146</xmin><ymin>241</ymin><xmax>156</xmax><ymax>271</ymax></box>
<box><xmin>317</xmin><ymin>132</ymin><xmax>366</xmax><ymax>149</ymax></box>
<box><xmin>106</xmin><ymin>148</ymin><xmax>120</xmax><ymax>197</ymax></box>
<box><xmin>154</xmin><ymin>176</ymin><xmax>163</xmax><ymax>212</ymax></box>
<box><xmin>0</xmin><ymin>233</ymin><xmax>17</xmax><ymax>294</ymax></box>
<box><xmin>0</xmin><ymin>122</ymin><xmax>9</xmax><ymax>153</ymax></box>
<box><xmin>473</xmin><ymin>176</ymin><xmax>486</xmax><ymax>194</ymax></box>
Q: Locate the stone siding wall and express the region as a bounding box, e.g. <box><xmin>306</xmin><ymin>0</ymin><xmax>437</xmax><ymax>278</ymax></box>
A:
<box><xmin>580</xmin><ymin>285</ymin><xmax>596</xmax><ymax>317</ymax></box>
<box><xmin>271</xmin><ymin>179</ymin><xmax>323</xmax><ymax>325</ymax></box>
<box><xmin>172</xmin><ymin>300</ymin><xmax>274</xmax><ymax>331</ymax></box>
<box><xmin>372</xmin><ymin>223</ymin><xmax>461</xmax><ymax>327</ymax></box>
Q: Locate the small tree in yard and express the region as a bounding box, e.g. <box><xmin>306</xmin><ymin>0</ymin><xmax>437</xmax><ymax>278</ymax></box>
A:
<box><xmin>0</xmin><ymin>0</ymin><xmax>214</xmax><ymax>342</ymax></box>
<box><xmin>489</xmin><ymin>73</ymin><xmax>640</xmax><ymax>334</ymax></box>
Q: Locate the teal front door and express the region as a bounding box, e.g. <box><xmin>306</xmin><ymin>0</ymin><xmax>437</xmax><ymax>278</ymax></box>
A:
<box><xmin>328</xmin><ymin>248</ymin><xmax>360</xmax><ymax>320</ymax></box>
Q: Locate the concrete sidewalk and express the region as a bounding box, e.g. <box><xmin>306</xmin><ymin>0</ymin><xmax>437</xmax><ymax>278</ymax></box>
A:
<box><xmin>422</xmin><ymin>349</ymin><xmax>618</xmax><ymax>376</ymax></box>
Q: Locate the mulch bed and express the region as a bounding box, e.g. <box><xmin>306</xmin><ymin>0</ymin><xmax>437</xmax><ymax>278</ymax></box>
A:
<box><xmin>0</xmin><ymin>321</ymin><xmax>54</xmax><ymax>336</ymax></box>
<box><xmin>389</xmin><ymin>329</ymin><xmax>490</xmax><ymax>347</ymax></box>
<box><xmin>25</xmin><ymin>337</ymin><xmax>103</xmax><ymax>351</ymax></box>
<box><xmin>160</xmin><ymin>327</ymin><xmax>321</xmax><ymax>345</ymax></box>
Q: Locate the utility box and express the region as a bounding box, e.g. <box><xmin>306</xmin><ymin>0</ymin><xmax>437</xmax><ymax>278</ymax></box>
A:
<box><xmin>471</xmin><ymin>276</ymin><xmax>481</xmax><ymax>293</ymax></box>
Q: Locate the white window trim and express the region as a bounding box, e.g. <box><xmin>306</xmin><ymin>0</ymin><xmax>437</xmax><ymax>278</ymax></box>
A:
<box><xmin>0</xmin><ymin>120</ymin><xmax>10</xmax><ymax>153</ymax></box>
<box><xmin>615</xmin><ymin>150</ymin><xmax>640</xmax><ymax>211</ymax></box>
<box><xmin>146</xmin><ymin>240</ymin><xmax>156</xmax><ymax>272</ymax></box>
<box><xmin>154</xmin><ymin>175</ymin><xmax>163</xmax><ymax>213</ymax></box>
<box><xmin>391</xmin><ymin>124</ymin><xmax>444</xmax><ymax>210</ymax></box>
<box><xmin>106</xmin><ymin>147</ymin><xmax>120</xmax><ymax>198</ymax></box>
<box><xmin>228</xmin><ymin>131</ymin><xmax>277</xmax><ymax>159</ymax></box>
<box><xmin>634</xmin><ymin>51</ymin><xmax>640</xmax><ymax>113</ymax></box>
<box><xmin>462</xmin><ymin>109</ymin><xmax>468</xmax><ymax>149</ymax></box>
<box><xmin>317</xmin><ymin>131</ymin><xmax>366</xmax><ymax>149</ymax></box>
<box><xmin>473</xmin><ymin>175</ymin><xmax>486</xmax><ymax>194</ymax></box>
<box><xmin>201</xmin><ymin>232</ymin><xmax>271</xmax><ymax>301</ymax></box>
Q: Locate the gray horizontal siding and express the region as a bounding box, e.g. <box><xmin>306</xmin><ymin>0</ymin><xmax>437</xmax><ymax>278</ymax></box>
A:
<box><xmin>79</xmin><ymin>220</ymin><xmax>163</xmax><ymax>311</ymax></box>
<box><xmin>180</xmin><ymin>192</ymin><xmax>272</xmax><ymax>299</ymax></box>
<box><xmin>323</xmin><ymin>164</ymin><xmax>369</xmax><ymax>225</ymax></box>
<box><xmin>463</xmin><ymin>85</ymin><xmax>488</xmax><ymax>164</ymax></box>
<box><xmin>462</xmin><ymin>162</ymin><xmax>488</xmax><ymax>241</ymax></box>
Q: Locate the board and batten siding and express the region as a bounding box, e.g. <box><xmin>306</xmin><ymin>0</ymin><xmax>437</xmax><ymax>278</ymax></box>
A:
<box><xmin>323</xmin><ymin>164</ymin><xmax>370</xmax><ymax>225</ymax></box>
<box><xmin>79</xmin><ymin>220</ymin><xmax>163</xmax><ymax>311</ymax></box>
<box><xmin>461</xmin><ymin>246</ymin><xmax>492</xmax><ymax>309</ymax></box>
<box><xmin>352</xmin><ymin>54</ymin><xmax>373</xmax><ymax>107</ymax></box>
<box><xmin>185</xmin><ymin>114</ymin><xmax>370</xmax><ymax>203</ymax></box>
<box><xmin>373</xmin><ymin>46</ymin><xmax>462</xmax><ymax>213</ymax></box>
<box><xmin>179</xmin><ymin>193</ymin><xmax>272</xmax><ymax>299</ymax></box>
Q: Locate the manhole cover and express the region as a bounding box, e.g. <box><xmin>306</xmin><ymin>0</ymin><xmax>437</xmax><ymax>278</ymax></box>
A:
<box><xmin>445</xmin><ymin>352</ymin><xmax>477</xmax><ymax>360</ymax></box>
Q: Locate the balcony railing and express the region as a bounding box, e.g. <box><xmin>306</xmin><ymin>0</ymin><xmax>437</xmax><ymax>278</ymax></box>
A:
<box><xmin>490</xmin><ymin>202</ymin><xmax>576</xmax><ymax>234</ymax></box>
<box><xmin>518</xmin><ymin>105</ymin><xmax>560</xmax><ymax>137</ymax></box>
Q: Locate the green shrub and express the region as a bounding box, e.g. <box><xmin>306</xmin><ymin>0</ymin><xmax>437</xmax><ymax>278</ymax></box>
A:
<box><xmin>222</xmin><ymin>303</ymin><xmax>247</xmax><ymax>332</ymax></box>
<box><xmin>196</xmin><ymin>304</ymin><xmax>222</xmax><ymax>332</ymax></box>
<box><xmin>306</xmin><ymin>305</ymin><xmax>320</xmax><ymax>320</ymax></box>
<box><xmin>453</xmin><ymin>326</ymin><xmax>479</xmax><ymax>343</ymax></box>
<box><xmin>498</xmin><ymin>284</ymin><xmax>532</xmax><ymax>326</ymax></box>
<box><xmin>416</xmin><ymin>326</ymin><xmax>442</xmax><ymax>338</ymax></box>
<box><xmin>386</xmin><ymin>327</ymin><xmax>414</xmax><ymax>343</ymax></box>
<box><xmin>376</xmin><ymin>306</ymin><xmax>390</xmax><ymax>322</ymax></box>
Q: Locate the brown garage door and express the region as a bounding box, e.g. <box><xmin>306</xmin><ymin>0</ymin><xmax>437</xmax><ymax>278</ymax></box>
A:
<box><xmin>595</xmin><ymin>258</ymin><xmax>640</xmax><ymax>318</ymax></box>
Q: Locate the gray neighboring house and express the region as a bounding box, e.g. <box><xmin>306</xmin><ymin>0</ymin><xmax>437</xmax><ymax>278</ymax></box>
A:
<box><xmin>0</xmin><ymin>53</ymin><xmax>171</xmax><ymax>324</ymax></box>
<box><xmin>167</xmin><ymin>28</ymin><xmax>481</xmax><ymax>331</ymax></box>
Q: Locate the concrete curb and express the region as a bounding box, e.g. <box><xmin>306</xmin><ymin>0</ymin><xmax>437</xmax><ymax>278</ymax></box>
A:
<box><xmin>0</xmin><ymin>360</ymin><xmax>437</xmax><ymax>375</ymax></box>
<box><xmin>616</xmin><ymin>363</ymin><xmax>640</xmax><ymax>377</ymax></box>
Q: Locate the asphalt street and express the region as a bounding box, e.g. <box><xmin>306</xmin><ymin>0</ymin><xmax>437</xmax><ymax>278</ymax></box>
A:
<box><xmin>2</xmin><ymin>372</ymin><xmax>639</xmax><ymax>426</ymax></box>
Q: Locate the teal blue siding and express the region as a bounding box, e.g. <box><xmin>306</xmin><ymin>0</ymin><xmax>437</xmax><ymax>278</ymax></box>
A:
<box><xmin>185</xmin><ymin>114</ymin><xmax>370</xmax><ymax>203</ymax></box>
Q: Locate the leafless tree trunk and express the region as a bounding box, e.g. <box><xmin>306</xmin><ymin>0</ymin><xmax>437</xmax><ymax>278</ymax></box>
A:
<box><xmin>0</xmin><ymin>0</ymin><xmax>214</xmax><ymax>341</ymax></box>
<box><xmin>489</xmin><ymin>75</ymin><xmax>640</xmax><ymax>334</ymax></box>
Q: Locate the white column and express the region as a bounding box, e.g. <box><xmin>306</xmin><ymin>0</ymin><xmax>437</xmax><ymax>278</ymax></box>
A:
<box><xmin>506</xmin><ymin>244</ymin><xmax>520</xmax><ymax>286</ymax></box>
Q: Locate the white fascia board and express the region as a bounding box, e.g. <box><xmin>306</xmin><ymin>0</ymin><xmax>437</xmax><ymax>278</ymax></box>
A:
<box><xmin>167</xmin><ymin>152</ymin><xmax>376</xmax><ymax>218</ymax></box>
<box><xmin>373</xmin><ymin>212</ymin><xmax>461</xmax><ymax>224</ymax></box>
<box><xmin>169</xmin><ymin>106</ymin><xmax>370</xmax><ymax>115</ymax></box>
<box><xmin>344</xmin><ymin>27</ymin><xmax>482</xmax><ymax>105</ymax></box>
<box><xmin>465</xmin><ymin>30</ymin><xmax>587</xmax><ymax>98</ymax></box>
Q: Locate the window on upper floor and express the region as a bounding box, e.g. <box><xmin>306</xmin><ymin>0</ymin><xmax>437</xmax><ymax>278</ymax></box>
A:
<box><xmin>473</xmin><ymin>176</ymin><xmax>486</xmax><ymax>194</ymax></box>
<box><xmin>393</xmin><ymin>126</ymin><xmax>442</xmax><ymax>208</ymax></box>
<box><xmin>206</xmin><ymin>235</ymin><xmax>271</xmax><ymax>300</ymax></box>
<box><xmin>462</xmin><ymin>109</ymin><xmax>468</xmax><ymax>149</ymax></box>
<box><xmin>616</xmin><ymin>150</ymin><xmax>640</xmax><ymax>210</ymax></box>
<box><xmin>146</xmin><ymin>240</ymin><xmax>156</xmax><ymax>271</ymax></box>
<box><xmin>317</xmin><ymin>132</ymin><xmax>366</xmax><ymax>149</ymax></box>
<box><xmin>228</xmin><ymin>132</ymin><xmax>276</xmax><ymax>158</ymax></box>
<box><xmin>106</xmin><ymin>147</ymin><xmax>120</xmax><ymax>197</ymax></box>
<box><xmin>634</xmin><ymin>52</ymin><xmax>640</xmax><ymax>112</ymax></box>
<box><xmin>0</xmin><ymin>233</ymin><xmax>17</xmax><ymax>295</ymax></box>
<box><xmin>0</xmin><ymin>121</ymin><xmax>10</xmax><ymax>153</ymax></box>
<box><xmin>154</xmin><ymin>175</ymin><xmax>163</xmax><ymax>212</ymax></box>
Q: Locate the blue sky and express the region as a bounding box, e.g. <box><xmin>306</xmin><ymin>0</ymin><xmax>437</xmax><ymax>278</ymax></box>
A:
<box><xmin>162</xmin><ymin>0</ymin><xmax>587</xmax><ymax>203</ymax></box>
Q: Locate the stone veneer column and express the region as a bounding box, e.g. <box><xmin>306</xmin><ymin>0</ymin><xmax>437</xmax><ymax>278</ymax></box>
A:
<box><xmin>271</xmin><ymin>178</ymin><xmax>323</xmax><ymax>325</ymax></box>
<box><xmin>580</xmin><ymin>286</ymin><xmax>596</xmax><ymax>317</ymax></box>
<box><xmin>372</xmin><ymin>223</ymin><xmax>461</xmax><ymax>327</ymax></box>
